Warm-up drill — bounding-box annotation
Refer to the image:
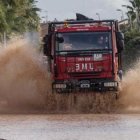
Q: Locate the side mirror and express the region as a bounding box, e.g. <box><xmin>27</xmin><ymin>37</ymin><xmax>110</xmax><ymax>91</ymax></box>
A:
<box><xmin>56</xmin><ymin>37</ymin><xmax>64</xmax><ymax>43</ymax></box>
<box><xmin>116</xmin><ymin>32</ymin><xmax>124</xmax><ymax>40</ymax></box>
<box><xmin>43</xmin><ymin>35</ymin><xmax>48</xmax><ymax>42</ymax></box>
<box><xmin>116</xmin><ymin>32</ymin><xmax>124</xmax><ymax>52</ymax></box>
<box><xmin>43</xmin><ymin>35</ymin><xmax>49</xmax><ymax>55</ymax></box>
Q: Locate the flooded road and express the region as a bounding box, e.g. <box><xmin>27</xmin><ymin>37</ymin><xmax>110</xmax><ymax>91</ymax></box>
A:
<box><xmin>0</xmin><ymin>114</ymin><xmax>140</xmax><ymax>140</ymax></box>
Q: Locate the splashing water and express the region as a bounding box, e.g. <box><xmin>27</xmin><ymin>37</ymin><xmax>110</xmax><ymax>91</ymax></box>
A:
<box><xmin>0</xmin><ymin>39</ymin><xmax>140</xmax><ymax>114</ymax></box>
<box><xmin>0</xmin><ymin>39</ymin><xmax>51</xmax><ymax>113</ymax></box>
<box><xmin>119</xmin><ymin>61</ymin><xmax>140</xmax><ymax>113</ymax></box>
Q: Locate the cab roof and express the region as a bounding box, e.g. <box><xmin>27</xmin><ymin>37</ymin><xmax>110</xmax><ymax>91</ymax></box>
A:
<box><xmin>48</xmin><ymin>20</ymin><xmax>119</xmax><ymax>33</ymax></box>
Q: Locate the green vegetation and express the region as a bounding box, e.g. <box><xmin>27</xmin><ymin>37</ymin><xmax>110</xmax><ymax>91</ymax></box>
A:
<box><xmin>122</xmin><ymin>0</ymin><xmax>140</xmax><ymax>69</ymax></box>
<box><xmin>0</xmin><ymin>0</ymin><xmax>40</xmax><ymax>40</ymax></box>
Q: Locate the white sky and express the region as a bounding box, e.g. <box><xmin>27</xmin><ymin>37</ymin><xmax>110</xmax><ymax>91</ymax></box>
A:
<box><xmin>36</xmin><ymin>0</ymin><xmax>129</xmax><ymax>21</ymax></box>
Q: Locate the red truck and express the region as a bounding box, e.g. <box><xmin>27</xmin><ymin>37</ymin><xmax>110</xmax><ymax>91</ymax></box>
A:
<box><xmin>43</xmin><ymin>19</ymin><xmax>124</xmax><ymax>94</ymax></box>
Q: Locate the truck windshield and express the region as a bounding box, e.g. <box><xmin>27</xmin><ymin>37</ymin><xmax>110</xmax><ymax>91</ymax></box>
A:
<box><xmin>56</xmin><ymin>32</ymin><xmax>111</xmax><ymax>51</ymax></box>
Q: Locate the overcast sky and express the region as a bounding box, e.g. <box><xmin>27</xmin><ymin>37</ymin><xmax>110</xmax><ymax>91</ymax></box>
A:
<box><xmin>37</xmin><ymin>0</ymin><xmax>129</xmax><ymax>21</ymax></box>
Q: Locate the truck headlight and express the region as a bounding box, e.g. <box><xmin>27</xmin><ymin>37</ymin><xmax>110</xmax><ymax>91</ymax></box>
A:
<box><xmin>104</xmin><ymin>82</ymin><xmax>118</xmax><ymax>87</ymax></box>
<box><xmin>55</xmin><ymin>84</ymin><xmax>66</xmax><ymax>89</ymax></box>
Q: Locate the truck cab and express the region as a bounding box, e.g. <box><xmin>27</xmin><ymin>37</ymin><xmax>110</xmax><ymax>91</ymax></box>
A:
<box><xmin>43</xmin><ymin>20</ymin><xmax>124</xmax><ymax>93</ymax></box>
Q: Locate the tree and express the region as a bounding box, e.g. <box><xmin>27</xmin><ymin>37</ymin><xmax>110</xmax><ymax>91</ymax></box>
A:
<box><xmin>0</xmin><ymin>0</ymin><xmax>40</xmax><ymax>40</ymax></box>
<box><xmin>124</xmin><ymin>0</ymin><xmax>140</xmax><ymax>30</ymax></box>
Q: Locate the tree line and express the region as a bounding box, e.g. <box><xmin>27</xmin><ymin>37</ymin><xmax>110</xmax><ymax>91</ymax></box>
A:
<box><xmin>0</xmin><ymin>0</ymin><xmax>40</xmax><ymax>42</ymax></box>
<box><xmin>120</xmin><ymin>0</ymin><xmax>140</xmax><ymax>69</ymax></box>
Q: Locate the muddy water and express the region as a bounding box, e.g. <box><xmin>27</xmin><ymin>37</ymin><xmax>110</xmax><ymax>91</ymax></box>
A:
<box><xmin>0</xmin><ymin>39</ymin><xmax>140</xmax><ymax>113</ymax></box>
<box><xmin>118</xmin><ymin>62</ymin><xmax>140</xmax><ymax>113</ymax></box>
<box><xmin>1</xmin><ymin>38</ymin><xmax>140</xmax><ymax>115</ymax></box>
<box><xmin>0</xmin><ymin>114</ymin><xmax>140</xmax><ymax>140</ymax></box>
<box><xmin>0</xmin><ymin>40</ymin><xmax>51</xmax><ymax>112</ymax></box>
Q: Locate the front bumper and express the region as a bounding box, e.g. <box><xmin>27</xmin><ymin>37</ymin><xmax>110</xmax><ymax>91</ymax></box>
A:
<box><xmin>52</xmin><ymin>80</ymin><xmax>119</xmax><ymax>92</ymax></box>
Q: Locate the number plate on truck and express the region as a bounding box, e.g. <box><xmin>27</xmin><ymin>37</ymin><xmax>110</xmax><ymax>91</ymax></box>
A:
<box><xmin>80</xmin><ymin>84</ymin><xmax>90</xmax><ymax>88</ymax></box>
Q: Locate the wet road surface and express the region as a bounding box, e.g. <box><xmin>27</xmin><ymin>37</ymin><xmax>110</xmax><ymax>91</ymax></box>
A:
<box><xmin>0</xmin><ymin>114</ymin><xmax>140</xmax><ymax>140</ymax></box>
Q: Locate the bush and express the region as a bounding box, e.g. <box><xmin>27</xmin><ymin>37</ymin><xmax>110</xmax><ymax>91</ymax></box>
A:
<box><xmin>123</xmin><ymin>30</ymin><xmax>140</xmax><ymax>70</ymax></box>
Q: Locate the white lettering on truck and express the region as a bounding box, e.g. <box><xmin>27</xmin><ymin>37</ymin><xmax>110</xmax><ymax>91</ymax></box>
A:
<box><xmin>76</xmin><ymin>63</ymin><xmax>94</xmax><ymax>71</ymax></box>
<box><xmin>76</xmin><ymin>64</ymin><xmax>80</xmax><ymax>71</ymax></box>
